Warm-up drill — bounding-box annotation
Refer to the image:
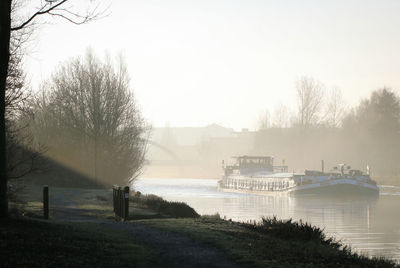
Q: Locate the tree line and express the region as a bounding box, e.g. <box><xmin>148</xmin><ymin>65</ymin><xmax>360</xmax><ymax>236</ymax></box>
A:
<box><xmin>255</xmin><ymin>76</ymin><xmax>400</xmax><ymax>178</ymax></box>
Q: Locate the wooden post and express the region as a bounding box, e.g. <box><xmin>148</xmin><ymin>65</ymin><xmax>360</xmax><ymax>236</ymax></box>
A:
<box><xmin>113</xmin><ymin>186</ymin><xmax>116</xmax><ymax>213</ymax></box>
<box><xmin>43</xmin><ymin>185</ymin><xmax>49</xmax><ymax>219</ymax></box>
<box><xmin>113</xmin><ymin>185</ymin><xmax>119</xmax><ymax>214</ymax></box>
<box><xmin>112</xmin><ymin>186</ymin><xmax>115</xmax><ymax>213</ymax></box>
<box><xmin>119</xmin><ymin>187</ymin><xmax>123</xmax><ymax>219</ymax></box>
<box><xmin>322</xmin><ymin>160</ymin><xmax>325</xmax><ymax>173</ymax></box>
<box><xmin>123</xmin><ymin>186</ymin><xmax>129</xmax><ymax>221</ymax></box>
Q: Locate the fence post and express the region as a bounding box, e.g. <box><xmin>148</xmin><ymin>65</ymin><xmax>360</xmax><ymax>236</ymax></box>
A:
<box><xmin>112</xmin><ymin>186</ymin><xmax>115</xmax><ymax>213</ymax></box>
<box><xmin>123</xmin><ymin>186</ymin><xmax>129</xmax><ymax>221</ymax></box>
<box><xmin>113</xmin><ymin>185</ymin><xmax>118</xmax><ymax>213</ymax></box>
<box><xmin>119</xmin><ymin>188</ymin><xmax>122</xmax><ymax>219</ymax></box>
<box><xmin>43</xmin><ymin>185</ymin><xmax>49</xmax><ymax>219</ymax></box>
<box><xmin>117</xmin><ymin>186</ymin><xmax>121</xmax><ymax>219</ymax></box>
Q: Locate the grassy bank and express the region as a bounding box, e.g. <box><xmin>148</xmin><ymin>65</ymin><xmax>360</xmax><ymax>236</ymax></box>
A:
<box><xmin>0</xmin><ymin>217</ymin><xmax>156</xmax><ymax>267</ymax></box>
<box><xmin>135</xmin><ymin>216</ymin><xmax>398</xmax><ymax>268</ymax></box>
<box><xmin>3</xmin><ymin>183</ymin><xmax>398</xmax><ymax>267</ymax></box>
<box><xmin>1</xmin><ymin>215</ymin><xmax>397</xmax><ymax>268</ymax></box>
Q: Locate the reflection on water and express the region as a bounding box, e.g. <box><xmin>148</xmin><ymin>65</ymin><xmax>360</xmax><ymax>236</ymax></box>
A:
<box><xmin>133</xmin><ymin>178</ymin><xmax>400</xmax><ymax>262</ymax></box>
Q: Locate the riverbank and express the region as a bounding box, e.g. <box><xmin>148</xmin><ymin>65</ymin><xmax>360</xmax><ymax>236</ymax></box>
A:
<box><xmin>0</xmin><ymin>217</ymin><xmax>156</xmax><ymax>267</ymax></box>
<box><xmin>2</xmin><ymin>184</ymin><xmax>398</xmax><ymax>267</ymax></box>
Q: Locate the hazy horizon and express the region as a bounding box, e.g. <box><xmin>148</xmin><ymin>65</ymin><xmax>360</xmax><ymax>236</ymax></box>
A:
<box><xmin>22</xmin><ymin>0</ymin><xmax>400</xmax><ymax>130</ymax></box>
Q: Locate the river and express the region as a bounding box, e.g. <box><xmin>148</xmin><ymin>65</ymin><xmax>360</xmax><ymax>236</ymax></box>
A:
<box><xmin>133</xmin><ymin>178</ymin><xmax>400</xmax><ymax>262</ymax></box>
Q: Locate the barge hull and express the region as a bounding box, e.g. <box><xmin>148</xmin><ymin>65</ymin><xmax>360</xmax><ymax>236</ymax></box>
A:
<box><xmin>289</xmin><ymin>183</ymin><xmax>379</xmax><ymax>196</ymax></box>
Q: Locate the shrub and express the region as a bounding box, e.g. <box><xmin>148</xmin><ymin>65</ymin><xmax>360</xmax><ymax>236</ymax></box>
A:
<box><xmin>245</xmin><ymin>216</ymin><xmax>341</xmax><ymax>248</ymax></box>
<box><xmin>131</xmin><ymin>193</ymin><xmax>199</xmax><ymax>218</ymax></box>
<box><xmin>201</xmin><ymin>213</ymin><xmax>221</xmax><ymax>220</ymax></box>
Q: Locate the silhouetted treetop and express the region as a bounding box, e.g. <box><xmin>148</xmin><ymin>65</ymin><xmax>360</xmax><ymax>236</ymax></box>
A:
<box><xmin>343</xmin><ymin>88</ymin><xmax>400</xmax><ymax>138</ymax></box>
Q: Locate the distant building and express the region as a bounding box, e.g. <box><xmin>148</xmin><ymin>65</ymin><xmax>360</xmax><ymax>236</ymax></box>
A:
<box><xmin>151</xmin><ymin>124</ymin><xmax>235</xmax><ymax>146</ymax></box>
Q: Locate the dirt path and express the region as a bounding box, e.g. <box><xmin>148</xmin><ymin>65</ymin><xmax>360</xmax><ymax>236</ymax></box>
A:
<box><xmin>50</xmin><ymin>193</ymin><xmax>107</xmax><ymax>222</ymax></box>
<box><xmin>49</xmin><ymin>188</ymin><xmax>240</xmax><ymax>267</ymax></box>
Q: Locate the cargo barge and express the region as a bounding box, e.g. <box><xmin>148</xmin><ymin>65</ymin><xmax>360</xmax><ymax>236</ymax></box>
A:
<box><xmin>218</xmin><ymin>156</ymin><xmax>379</xmax><ymax>196</ymax></box>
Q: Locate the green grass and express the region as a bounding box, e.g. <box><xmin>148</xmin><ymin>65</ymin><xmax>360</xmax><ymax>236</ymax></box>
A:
<box><xmin>0</xmin><ymin>217</ymin><xmax>156</xmax><ymax>267</ymax></box>
<box><xmin>135</xmin><ymin>217</ymin><xmax>398</xmax><ymax>268</ymax></box>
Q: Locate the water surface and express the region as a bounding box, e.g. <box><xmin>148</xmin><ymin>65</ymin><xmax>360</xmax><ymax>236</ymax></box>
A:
<box><xmin>133</xmin><ymin>178</ymin><xmax>400</xmax><ymax>262</ymax></box>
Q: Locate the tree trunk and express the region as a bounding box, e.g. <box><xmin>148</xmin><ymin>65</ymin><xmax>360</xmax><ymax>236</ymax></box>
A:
<box><xmin>0</xmin><ymin>1</ymin><xmax>12</xmax><ymax>218</ymax></box>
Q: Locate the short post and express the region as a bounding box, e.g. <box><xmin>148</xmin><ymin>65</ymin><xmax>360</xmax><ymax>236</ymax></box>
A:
<box><xmin>123</xmin><ymin>186</ymin><xmax>129</xmax><ymax>221</ymax></box>
<box><xmin>112</xmin><ymin>186</ymin><xmax>116</xmax><ymax>213</ymax></box>
<box><xmin>43</xmin><ymin>185</ymin><xmax>49</xmax><ymax>219</ymax></box>
<box><xmin>322</xmin><ymin>160</ymin><xmax>325</xmax><ymax>173</ymax></box>
<box><xmin>113</xmin><ymin>185</ymin><xmax>119</xmax><ymax>213</ymax></box>
<box><xmin>119</xmin><ymin>188</ymin><xmax>123</xmax><ymax>219</ymax></box>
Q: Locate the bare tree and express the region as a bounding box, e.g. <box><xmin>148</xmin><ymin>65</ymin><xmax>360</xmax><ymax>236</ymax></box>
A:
<box><xmin>295</xmin><ymin>76</ymin><xmax>324</xmax><ymax>128</ymax></box>
<box><xmin>6</xmin><ymin>49</ymin><xmax>26</xmax><ymax>120</ymax></box>
<box><xmin>1</xmin><ymin>0</ymin><xmax>103</xmax><ymax>217</ymax></box>
<box><xmin>257</xmin><ymin>110</ymin><xmax>270</xmax><ymax>130</ymax></box>
<box><xmin>5</xmin><ymin>2</ymin><xmax>46</xmax><ymax>180</ymax></box>
<box><xmin>272</xmin><ymin>103</ymin><xmax>291</xmax><ymax>128</ymax></box>
<box><xmin>324</xmin><ymin>87</ymin><xmax>346</xmax><ymax>128</ymax></box>
<box><xmin>31</xmin><ymin>51</ymin><xmax>149</xmax><ymax>186</ymax></box>
<box><xmin>0</xmin><ymin>0</ymin><xmax>12</xmax><ymax>220</ymax></box>
<box><xmin>6</xmin><ymin>44</ymin><xmax>44</xmax><ymax>180</ymax></box>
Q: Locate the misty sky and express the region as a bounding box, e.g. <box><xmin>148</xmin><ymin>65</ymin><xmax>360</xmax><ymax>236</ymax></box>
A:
<box><xmin>24</xmin><ymin>0</ymin><xmax>400</xmax><ymax>130</ymax></box>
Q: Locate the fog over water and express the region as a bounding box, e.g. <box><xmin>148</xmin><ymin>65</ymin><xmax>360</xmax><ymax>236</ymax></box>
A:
<box><xmin>134</xmin><ymin>178</ymin><xmax>400</xmax><ymax>262</ymax></box>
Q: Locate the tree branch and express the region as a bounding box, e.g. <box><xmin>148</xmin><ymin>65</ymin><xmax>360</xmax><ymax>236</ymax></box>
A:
<box><xmin>11</xmin><ymin>0</ymin><xmax>70</xmax><ymax>31</ymax></box>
